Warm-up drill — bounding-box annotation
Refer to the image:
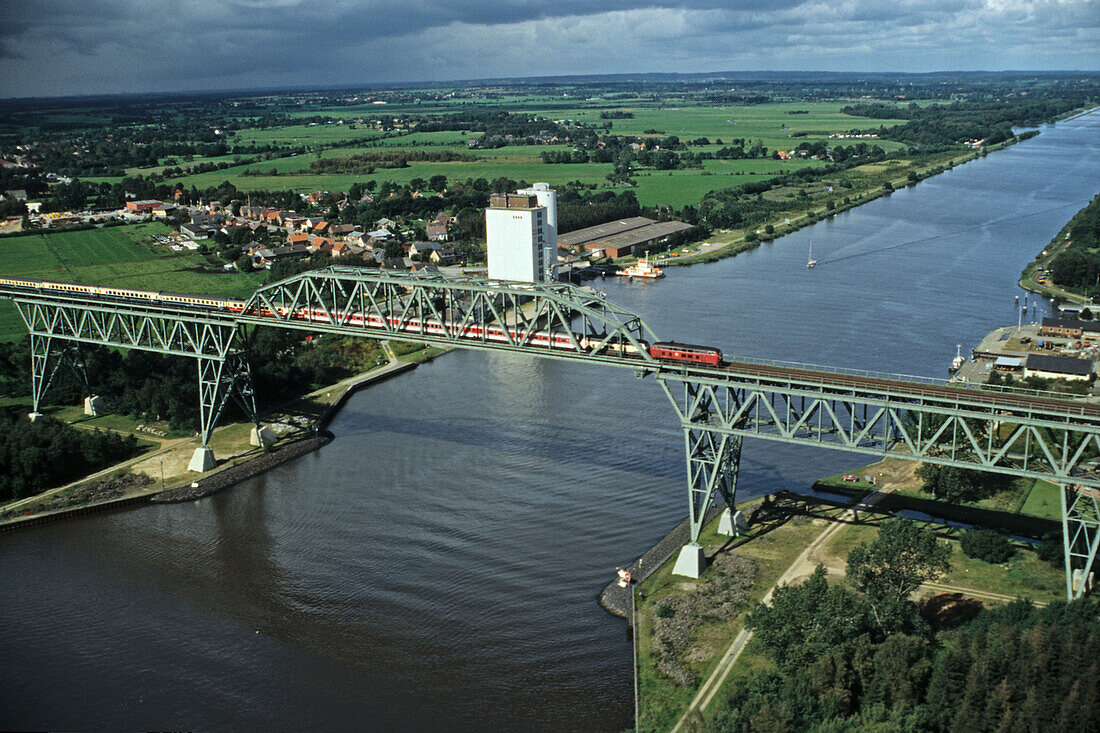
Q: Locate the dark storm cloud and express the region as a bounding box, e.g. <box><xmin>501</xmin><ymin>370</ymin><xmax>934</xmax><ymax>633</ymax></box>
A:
<box><xmin>0</xmin><ymin>0</ymin><xmax>1096</xmax><ymax>97</ymax></box>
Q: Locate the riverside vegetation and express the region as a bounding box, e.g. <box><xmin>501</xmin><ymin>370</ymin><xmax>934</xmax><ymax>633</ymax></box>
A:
<box><xmin>703</xmin><ymin>519</ymin><xmax>1098</xmax><ymax>732</ymax></box>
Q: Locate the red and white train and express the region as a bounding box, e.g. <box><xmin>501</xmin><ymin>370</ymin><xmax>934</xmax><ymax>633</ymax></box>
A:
<box><xmin>0</xmin><ymin>276</ymin><xmax>725</xmax><ymax>367</ymax></box>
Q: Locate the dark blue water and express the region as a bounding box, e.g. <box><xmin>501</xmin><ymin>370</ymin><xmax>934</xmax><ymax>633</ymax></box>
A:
<box><xmin>2</xmin><ymin>111</ymin><xmax>1098</xmax><ymax>732</ymax></box>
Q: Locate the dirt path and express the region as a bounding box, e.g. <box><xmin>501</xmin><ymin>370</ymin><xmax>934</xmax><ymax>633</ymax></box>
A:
<box><xmin>671</xmin><ymin>471</ymin><xmax>911</xmax><ymax>732</ymax></box>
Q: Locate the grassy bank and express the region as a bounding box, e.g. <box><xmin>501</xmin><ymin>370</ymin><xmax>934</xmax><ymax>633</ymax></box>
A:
<box><xmin>660</xmin><ymin>138</ymin><xmax>1026</xmax><ymax>268</ymax></box>
<box><xmin>635</xmin><ymin>496</ymin><xmax>849</xmax><ymax>732</ymax></box>
<box><xmin>635</xmin><ymin>472</ymin><xmax>1066</xmax><ymax>730</ymax></box>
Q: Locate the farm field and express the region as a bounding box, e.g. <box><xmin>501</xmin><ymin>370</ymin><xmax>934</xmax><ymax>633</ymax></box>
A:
<box><xmin>119</xmin><ymin>99</ymin><xmax>910</xmax><ymax>209</ymax></box>
<box><xmin>0</xmin><ymin>222</ymin><xmax>265</xmax><ymax>341</ymax></box>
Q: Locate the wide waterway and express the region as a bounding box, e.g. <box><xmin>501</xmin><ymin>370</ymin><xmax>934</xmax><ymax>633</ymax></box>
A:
<box><xmin>3</xmin><ymin>111</ymin><xmax>1099</xmax><ymax>731</ymax></box>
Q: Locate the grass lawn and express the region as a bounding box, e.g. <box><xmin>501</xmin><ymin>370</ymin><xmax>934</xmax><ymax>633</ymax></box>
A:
<box><xmin>557</xmin><ymin>101</ymin><xmax>909</xmax><ymax>151</ymax></box>
<box><xmin>0</xmin><ymin>222</ymin><xmax>267</xmax><ymax>341</ymax></box>
<box><xmin>819</xmin><ymin>512</ymin><xmax>1064</xmax><ymax>603</ymax></box>
<box><xmin>1021</xmin><ymin>479</ymin><xmax>1062</xmax><ymax>520</ymax></box>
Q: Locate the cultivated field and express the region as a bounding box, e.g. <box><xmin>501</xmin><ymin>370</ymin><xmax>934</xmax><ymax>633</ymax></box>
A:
<box><xmin>0</xmin><ymin>222</ymin><xmax>265</xmax><ymax>341</ymax></box>
<box><xmin>88</xmin><ymin>99</ymin><xmax>908</xmax><ymax>209</ymax></box>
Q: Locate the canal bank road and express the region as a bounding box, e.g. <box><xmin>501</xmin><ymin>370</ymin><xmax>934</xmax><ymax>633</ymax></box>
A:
<box><xmin>2</xmin><ymin>110</ymin><xmax>1098</xmax><ymax>731</ymax></box>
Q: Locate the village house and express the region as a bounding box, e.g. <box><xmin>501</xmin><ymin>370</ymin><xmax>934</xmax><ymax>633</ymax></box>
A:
<box><xmin>180</xmin><ymin>223</ymin><xmax>211</xmax><ymax>240</ymax></box>
<box><xmin>255</xmin><ymin>244</ymin><xmax>310</xmax><ymax>268</ymax></box>
<box><xmin>426</xmin><ymin>213</ymin><xmax>452</xmax><ymax>241</ymax></box>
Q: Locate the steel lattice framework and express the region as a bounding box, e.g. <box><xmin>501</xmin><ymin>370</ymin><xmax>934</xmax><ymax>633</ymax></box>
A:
<box><xmin>655</xmin><ymin>361</ymin><xmax>1100</xmax><ymax>598</ymax></box>
<box><xmin>3</xmin><ymin>268</ymin><xmax>1100</xmax><ymax>598</ymax></box>
<box><xmin>238</xmin><ymin>266</ymin><xmax>658</xmax><ymax>364</ymax></box>
<box><xmin>5</xmin><ymin>287</ymin><xmax>260</xmax><ymax>455</ymax></box>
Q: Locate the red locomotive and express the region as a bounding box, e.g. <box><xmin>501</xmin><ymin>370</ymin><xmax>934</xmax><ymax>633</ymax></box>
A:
<box><xmin>649</xmin><ymin>341</ymin><xmax>724</xmax><ymax>367</ymax></box>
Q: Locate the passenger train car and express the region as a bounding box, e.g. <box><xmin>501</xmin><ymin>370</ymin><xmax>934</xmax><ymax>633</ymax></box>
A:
<box><xmin>0</xmin><ymin>277</ymin><xmax>728</xmax><ymax>367</ymax></box>
<box><xmin>0</xmin><ymin>276</ymin><xmax>246</xmax><ymax>311</ymax></box>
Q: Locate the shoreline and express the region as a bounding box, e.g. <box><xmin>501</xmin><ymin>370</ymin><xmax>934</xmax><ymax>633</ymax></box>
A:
<box><xmin>0</xmin><ymin>354</ymin><xmax>432</xmax><ymax>529</ymax></box>
<box><xmin>598</xmin><ymin>503</ymin><xmax>727</xmax><ymax>620</ymax></box>
<box><xmin>658</xmin><ymin>127</ymin><xmax>1056</xmax><ymax>270</ymax></box>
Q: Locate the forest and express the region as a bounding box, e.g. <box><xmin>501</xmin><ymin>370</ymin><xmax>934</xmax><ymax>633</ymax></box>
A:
<box><xmin>0</xmin><ymin>408</ymin><xmax>140</xmax><ymax>502</ymax></box>
<box><xmin>704</xmin><ymin>519</ymin><xmax>1099</xmax><ymax>732</ymax></box>
<box><xmin>1049</xmin><ymin>194</ymin><xmax>1100</xmax><ymax>292</ymax></box>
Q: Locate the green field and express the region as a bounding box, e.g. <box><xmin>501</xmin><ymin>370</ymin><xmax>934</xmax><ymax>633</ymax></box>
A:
<box><xmin>0</xmin><ymin>223</ymin><xmax>265</xmax><ymax>341</ymax></box>
<box><xmin>123</xmin><ymin>99</ymin><xmax>912</xmax><ymax>209</ymax></box>
<box><xmin>231</xmin><ymin>122</ymin><xmax>388</xmax><ymax>146</ymax></box>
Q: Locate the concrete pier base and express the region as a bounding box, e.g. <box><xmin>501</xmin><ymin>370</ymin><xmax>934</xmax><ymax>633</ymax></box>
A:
<box><xmin>188</xmin><ymin>446</ymin><xmax>216</xmax><ymax>473</ymax></box>
<box><xmin>1073</xmin><ymin>568</ymin><xmax>1094</xmax><ymax>594</ymax></box>
<box><xmin>28</xmin><ymin>412</ymin><xmax>42</xmax><ymax>422</ymax></box>
<box><xmin>84</xmin><ymin>395</ymin><xmax>105</xmax><ymax>417</ymax></box>
<box><xmin>717</xmin><ymin>508</ymin><xmax>748</xmax><ymax>537</ymax></box>
<box><xmin>671</xmin><ymin>543</ymin><xmax>706</xmax><ymax>578</ymax></box>
<box><xmin>250</xmin><ymin>425</ymin><xmax>276</xmax><ymax>448</ymax></box>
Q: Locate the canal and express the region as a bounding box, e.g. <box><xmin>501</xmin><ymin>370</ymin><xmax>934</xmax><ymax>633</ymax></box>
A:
<box><xmin>2</xmin><ymin>111</ymin><xmax>1098</xmax><ymax>731</ymax></box>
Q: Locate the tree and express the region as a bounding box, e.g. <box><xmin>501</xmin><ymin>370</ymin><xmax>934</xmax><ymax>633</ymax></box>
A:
<box><xmin>747</xmin><ymin>566</ymin><xmax>871</xmax><ymax>673</ymax></box>
<box><xmin>915</xmin><ymin>463</ymin><xmax>990</xmax><ymax>503</ymax></box>
<box><xmin>960</xmin><ymin>529</ymin><xmax>1014</xmax><ymax>563</ymax></box>
<box><xmin>846</xmin><ymin>518</ymin><xmax>950</xmax><ymax>632</ymax></box>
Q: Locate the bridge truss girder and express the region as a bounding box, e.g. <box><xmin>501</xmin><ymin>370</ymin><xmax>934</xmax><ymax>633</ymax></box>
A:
<box><xmin>239</xmin><ymin>266</ymin><xmax>658</xmax><ymax>364</ymax></box>
<box><xmin>14</xmin><ymin>297</ymin><xmax>259</xmax><ymax>459</ymax></box>
<box><xmin>656</xmin><ymin>370</ymin><xmax>1100</xmax><ymax>597</ymax></box>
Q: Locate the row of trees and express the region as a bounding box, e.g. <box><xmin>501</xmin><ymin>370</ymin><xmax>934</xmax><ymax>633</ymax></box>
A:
<box><xmin>0</xmin><ymin>327</ymin><xmax>385</xmax><ymax>445</ymax></box>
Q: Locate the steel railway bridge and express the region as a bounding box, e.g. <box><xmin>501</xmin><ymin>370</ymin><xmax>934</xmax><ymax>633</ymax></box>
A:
<box><xmin>4</xmin><ymin>266</ymin><xmax>1100</xmax><ymax>600</ymax></box>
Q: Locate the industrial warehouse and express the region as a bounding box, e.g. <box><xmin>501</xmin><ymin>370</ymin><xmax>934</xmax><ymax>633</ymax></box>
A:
<box><xmin>557</xmin><ymin>216</ymin><xmax>694</xmax><ymax>258</ymax></box>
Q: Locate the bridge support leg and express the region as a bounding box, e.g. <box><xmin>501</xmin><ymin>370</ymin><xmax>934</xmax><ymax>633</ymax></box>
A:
<box><xmin>1061</xmin><ymin>483</ymin><xmax>1100</xmax><ymax>600</ymax></box>
<box><xmin>190</xmin><ymin>352</ymin><xmax>262</xmax><ymax>473</ymax></box>
<box><xmin>671</xmin><ymin>426</ymin><xmax>743</xmax><ymax>578</ymax></box>
<box><xmin>28</xmin><ymin>334</ymin><xmax>58</xmax><ymax>420</ymax></box>
<box><xmin>27</xmin><ymin>336</ymin><xmax>96</xmax><ymax>421</ymax></box>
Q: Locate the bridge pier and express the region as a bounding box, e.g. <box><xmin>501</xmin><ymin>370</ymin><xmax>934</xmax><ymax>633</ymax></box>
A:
<box><xmin>192</xmin><ymin>351</ymin><xmax>264</xmax><ymax>472</ymax></box>
<box><xmin>28</xmin><ymin>334</ymin><xmax>92</xmax><ymax>420</ymax></box>
<box><xmin>660</xmin><ymin>377</ymin><xmax>744</xmax><ymax>578</ymax></box>
<box><xmin>1062</xmin><ymin>483</ymin><xmax>1100</xmax><ymax>600</ymax></box>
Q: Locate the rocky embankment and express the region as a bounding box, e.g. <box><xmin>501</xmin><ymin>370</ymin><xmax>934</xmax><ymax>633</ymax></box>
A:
<box><xmin>151</xmin><ymin>433</ymin><xmax>332</xmax><ymax>503</ymax></box>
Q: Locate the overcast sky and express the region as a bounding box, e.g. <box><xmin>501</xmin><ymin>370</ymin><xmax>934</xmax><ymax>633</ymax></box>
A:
<box><xmin>1</xmin><ymin>0</ymin><xmax>1097</xmax><ymax>98</ymax></box>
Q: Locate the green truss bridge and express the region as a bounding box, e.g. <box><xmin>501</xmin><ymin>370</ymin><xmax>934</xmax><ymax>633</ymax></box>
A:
<box><xmin>3</xmin><ymin>266</ymin><xmax>1100</xmax><ymax>601</ymax></box>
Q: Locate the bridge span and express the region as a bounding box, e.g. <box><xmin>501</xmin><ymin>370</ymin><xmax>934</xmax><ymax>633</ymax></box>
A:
<box><xmin>2</xmin><ymin>266</ymin><xmax>1099</xmax><ymax>600</ymax></box>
